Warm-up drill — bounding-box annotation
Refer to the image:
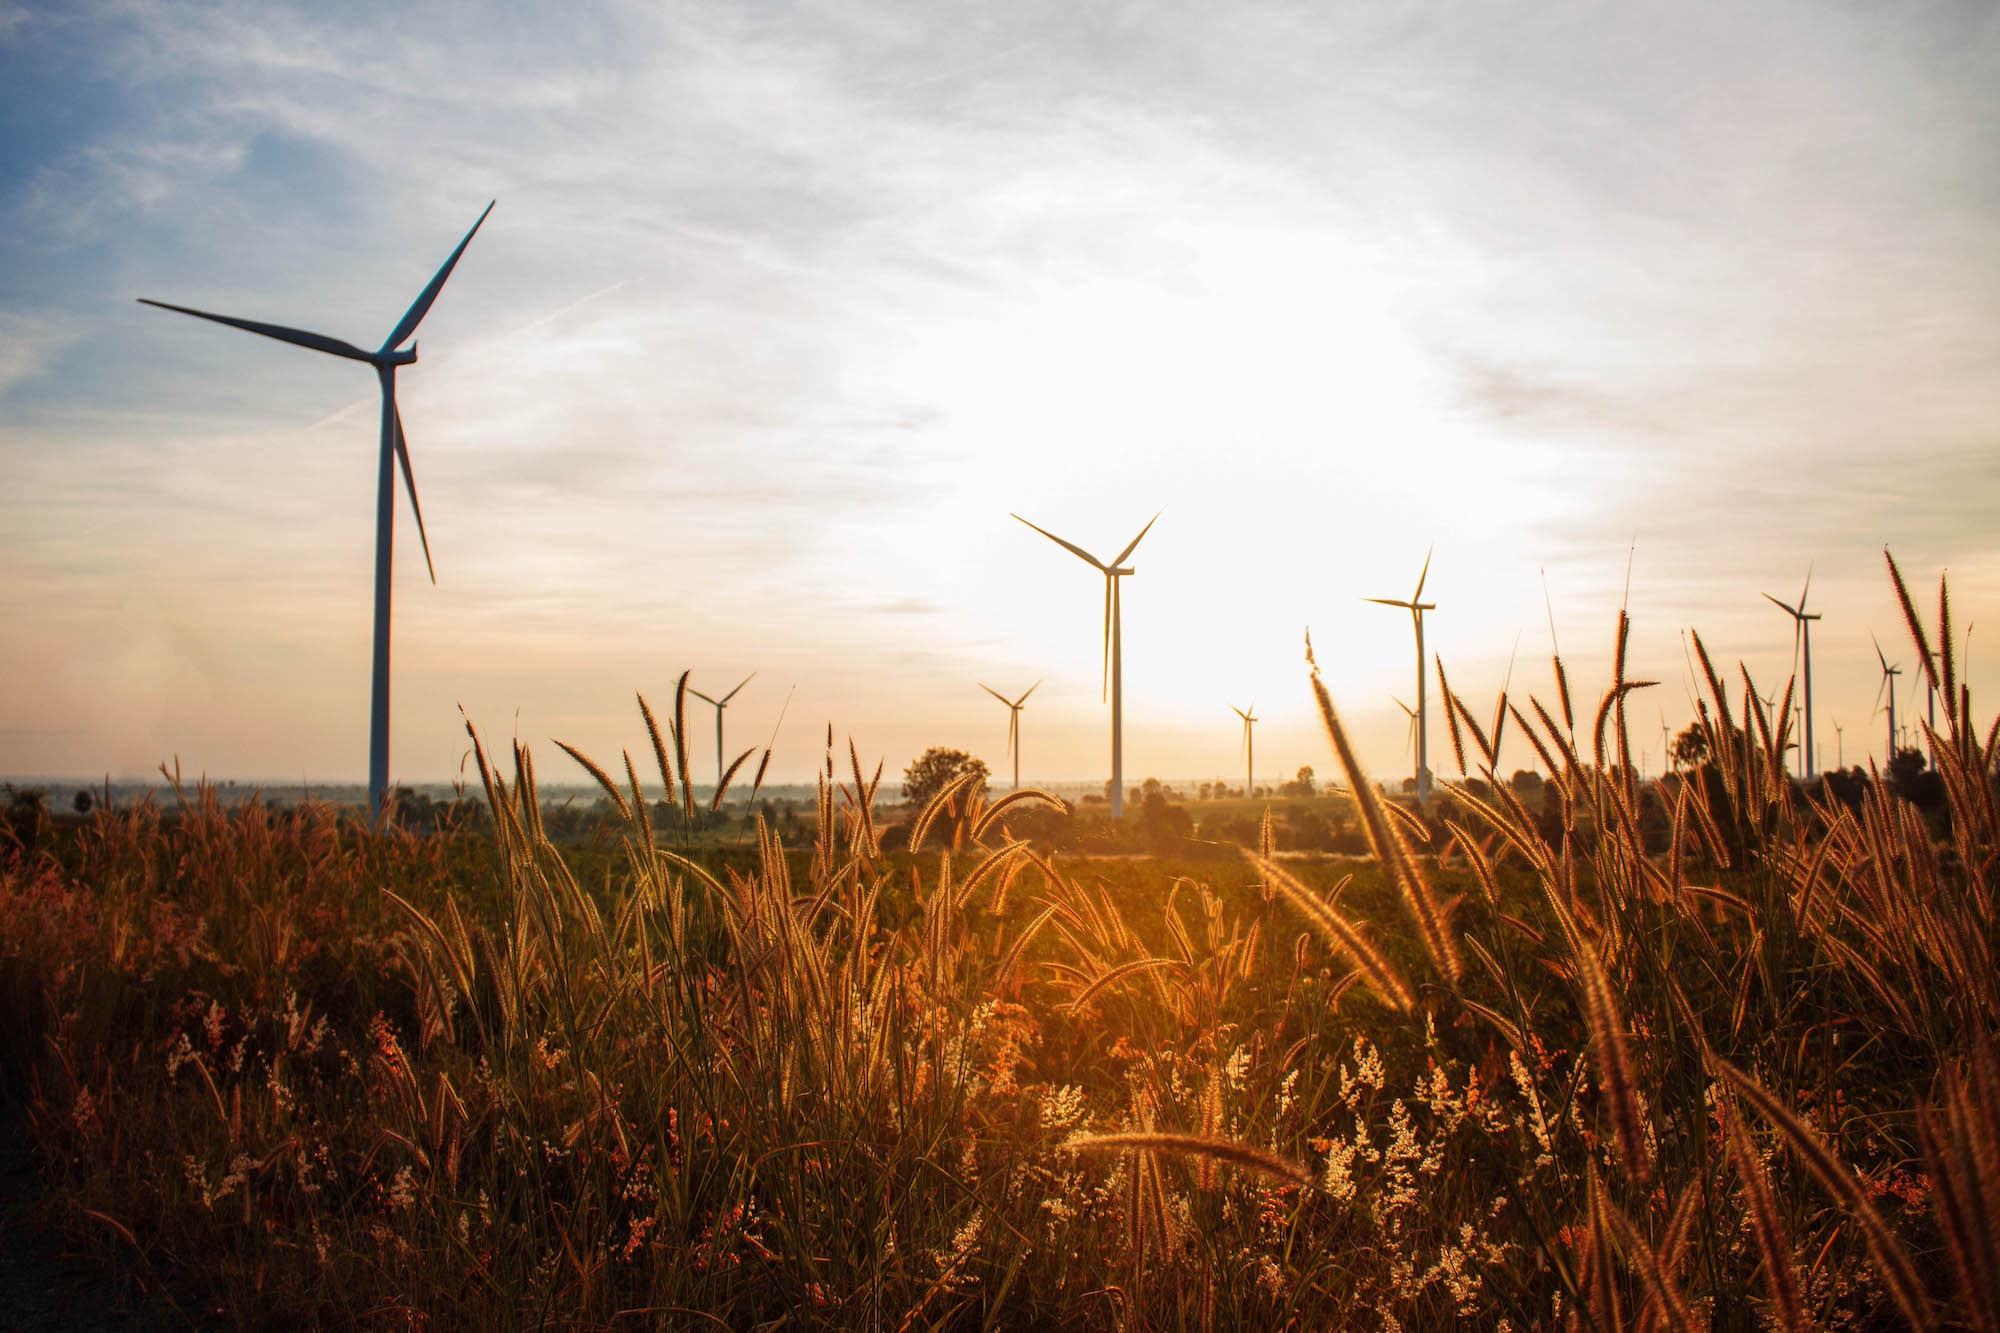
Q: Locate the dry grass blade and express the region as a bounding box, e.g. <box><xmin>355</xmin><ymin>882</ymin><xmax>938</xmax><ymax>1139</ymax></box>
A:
<box><xmin>711</xmin><ymin>746</ymin><xmax>756</xmax><ymax>814</ymax></box>
<box><xmin>637</xmin><ymin>692</ymin><xmax>676</xmax><ymax>808</ymax></box>
<box><xmin>995</xmin><ymin>901</ymin><xmax>1060</xmax><ymax>983</ymax></box>
<box><xmin>1064</xmin><ymin>955</ymin><xmax>1188</xmax><ymax>1013</ymax></box>
<box><xmin>1573</xmin><ymin>936</ymin><xmax>1652</xmax><ymax>1183</ymax></box>
<box><xmin>1063</xmin><ymin>1132</ymin><xmax>1312</xmax><ymax>1188</ymax></box>
<box><xmin>1711</xmin><ymin>1055</ymin><xmax>1932</xmax><ymax>1329</ymax></box>
<box><xmin>1437</xmin><ymin>655</ymin><xmax>1469</xmax><ymax>775</ymax></box>
<box><xmin>1603</xmin><ymin>1190</ymin><xmax>1702</xmax><ymax>1333</ymax></box>
<box><xmin>1917</xmin><ymin>1044</ymin><xmax>2000</xmax><ymax>1333</ymax></box>
<box><xmin>672</xmin><ymin>670</ymin><xmax>694</xmax><ymax>822</ymax></box>
<box><xmin>1886</xmin><ymin>548</ymin><xmax>1940</xmax><ymax>695</ymax></box>
<box><xmin>970</xmin><ymin>788</ymin><xmax>1067</xmax><ymax>844</ymax></box>
<box><xmin>1727</xmin><ymin>1107</ymin><xmax>1805</xmax><ymax>1333</ymax></box>
<box><xmin>908</xmin><ymin>769</ymin><xmax>980</xmax><ymax>854</ymax></box>
<box><xmin>552</xmin><ymin>738</ymin><xmax>632</xmax><ymax>822</ymax></box>
<box><xmin>1310</xmin><ymin>670</ymin><xmax>1462</xmax><ymax>982</ymax></box>
<box><xmin>1244</xmin><ymin>850</ymin><xmax>1413</xmax><ymax>1011</ymax></box>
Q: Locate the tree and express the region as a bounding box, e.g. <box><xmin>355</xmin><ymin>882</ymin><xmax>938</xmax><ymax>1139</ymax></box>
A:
<box><xmin>902</xmin><ymin>747</ymin><xmax>990</xmax><ymax>809</ymax></box>
<box><xmin>1671</xmin><ymin>722</ymin><xmax>1710</xmax><ymax>770</ymax></box>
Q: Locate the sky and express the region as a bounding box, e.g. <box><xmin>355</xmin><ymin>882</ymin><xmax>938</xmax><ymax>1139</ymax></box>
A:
<box><xmin>4</xmin><ymin>0</ymin><xmax>1999</xmax><ymax>793</ymax></box>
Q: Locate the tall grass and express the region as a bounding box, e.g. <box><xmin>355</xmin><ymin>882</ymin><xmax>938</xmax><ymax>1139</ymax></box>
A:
<box><xmin>1</xmin><ymin>553</ymin><xmax>1994</xmax><ymax>1328</ymax></box>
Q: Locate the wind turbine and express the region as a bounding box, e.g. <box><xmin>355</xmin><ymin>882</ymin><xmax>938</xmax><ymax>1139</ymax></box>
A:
<box><xmin>1872</xmin><ymin>635</ymin><xmax>1902</xmax><ymax>763</ymax></box>
<box><xmin>690</xmin><ymin>673</ymin><xmax>756</xmax><ymax>801</ymax></box>
<box><xmin>1231</xmin><ymin>703</ymin><xmax>1257</xmax><ymax>800</ymax></box>
<box><xmin>1834</xmin><ymin>719</ymin><xmax>1844</xmax><ymax>771</ymax></box>
<box><xmin>1367</xmin><ymin>546</ymin><xmax>1437</xmax><ymax>803</ymax></box>
<box><xmin>979</xmin><ymin>680</ymin><xmax>1040</xmax><ymax>791</ymax></box>
<box><xmin>1012</xmin><ymin>511</ymin><xmax>1161</xmax><ymax>819</ymax></box>
<box><xmin>1393</xmin><ymin>697</ymin><xmax>1420</xmax><ymax>770</ymax></box>
<box><xmin>140</xmin><ymin>202</ymin><xmax>495</xmax><ymax>822</ymax></box>
<box><xmin>1763</xmin><ymin>568</ymin><xmax>1820</xmax><ymax>779</ymax></box>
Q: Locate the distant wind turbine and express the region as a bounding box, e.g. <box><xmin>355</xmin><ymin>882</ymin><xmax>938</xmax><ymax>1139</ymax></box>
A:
<box><xmin>1393</xmin><ymin>697</ymin><xmax>1419</xmax><ymax>766</ymax></box>
<box><xmin>1231</xmin><ymin>703</ymin><xmax>1257</xmax><ymax>800</ymax></box>
<box><xmin>1012</xmin><ymin>510</ymin><xmax>1161</xmax><ymax>819</ymax></box>
<box><xmin>1367</xmin><ymin>546</ymin><xmax>1437</xmax><ymax>803</ymax></box>
<box><xmin>1872</xmin><ymin>635</ymin><xmax>1902</xmax><ymax>762</ymax></box>
<box><xmin>140</xmin><ymin>202</ymin><xmax>495</xmax><ymax>821</ymax></box>
<box><xmin>1833</xmin><ymin>719</ymin><xmax>1844</xmax><ymax>770</ymax></box>
<box><xmin>1762</xmin><ymin>566</ymin><xmax>1820</xmax><ymax>779</ymax></box>
<box><xmin>690</xmin><ymin>673</ymin><xmax>756</xmax><ymax>799</ymax></box>
<box><xmin>979</xmin><ymin>680</ymin><xmax>1040</xmax><ymax>791</ymax></box>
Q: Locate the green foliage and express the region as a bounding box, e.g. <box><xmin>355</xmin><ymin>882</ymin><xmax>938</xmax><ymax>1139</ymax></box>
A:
<box><xmin>901</xmin><ymin>745</ymin><xmax>989</xmax><ymax>808</ymax></box>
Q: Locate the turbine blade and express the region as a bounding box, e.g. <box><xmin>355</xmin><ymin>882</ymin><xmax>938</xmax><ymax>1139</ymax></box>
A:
<box><xmin>1872</xmin><ymin>632</ymin><xmax>1890</xmax><ymax>672</ymax></box>
<box><xmin>689</xmin><ymin>689</ymin><xmax>718</xmax><ymax>706</ymax></box>
<box><xmin>1412</xmin><ymin>542</ymin><xmax>1435</xmax><ymax>602</ymax></box>
<box><xmin>390</xmin><ymin>400</ymin><xmax>436</xmax><ymax>584</ymax></box>
<box><xmin>1015</xmin><ymin>679</ymin><xmax>1041</xmax><ymax>707</ymax></box>
<box><xmin>1364</xmin><ymin>597</ymin><xmax>1414</xmax><ymax>608</ymax></box>
<box><xmin>1763</xmin><ymin>592</ymin><xmax>1801</xmax><ymax>618</ymax></box>
<box><xmin>721</xmin><ymin>672</ymin><xmax>756</xmax><ymax>704</ymax></box>
<box><xmin>383</xmin><ymin>201</ymin><xmax>495</xmax><ymax>352</ymax></box>
<box><xmin>137</xmin><ymin>299</ymin><xmax>374</xmax><ymax>362</ymax></box>
<box><xmin>1012</xmin><ymin>514</ymin><xmax>1106</xmax><ymax>570</ymax></box>
<box><xmin>1109</xmin><ymin>508</ymin><xmax>1163</xmax><ymax>568</ymax></box>
<box><xmin>1798</xmin><ymin>562</ymin><xmax>1813</xmax><ymax>612</ymax></box>
<box><xmin>979</xmin><ymin>682</ymin><xmax>1012</xmax><ymax>706</ymax></box>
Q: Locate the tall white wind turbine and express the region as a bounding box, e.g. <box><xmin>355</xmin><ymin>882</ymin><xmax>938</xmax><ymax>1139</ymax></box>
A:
<box><xmin>1763</xmin><ymin>567</ymin><xmax>1821</xmax><ymax>780</ymax></box>
<box><xmin>1872</xmin><ymin>636</ymin><xmax>1902</xmax><ymax>762</ymax></box>
<box><xmin>1367</xmin><ymin>546</ymin><xmax>1437</xmax><ymax>803</ymax></box>
<box><xmin>979</xmin><ymin>680</ymin><xmax>1040</xmax><ymax>791</ymax></box>
<box><xmin>690</xmin><ymin>673</ymin><xmax>756</xmax><ymax>800</ymax></box>
<box><xmin>1231</xmin><ymin>703</ymin><xmax>1257</xmax><ymax>800</ymax></box>
<box><xmin>1012</xmin><ymin>511</ymin><xmax>1160</xmax><ymax>819</ymax></box>
<box><xmin>141</xmin><ymin>204</ymin><xmax>495</xmax><ymax>822</ymax></box>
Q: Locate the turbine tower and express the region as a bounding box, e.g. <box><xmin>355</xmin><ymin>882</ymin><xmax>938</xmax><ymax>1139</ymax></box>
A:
<box><xmin>1367</xmin><ymin>546</ymin><xmax>1437</xmax><ymax>803</ymax></box>
<box><xmin>1231</xmin><ymin>703</ymin><xmax>1257</xmax><ymax>800</ymax></box>
<box><xmin>690</xmin><ymin>673</ymin><xmax>756</xmax><ymax>800</ymax></box>
<box><xmin>1012</xmin><ymin>511</ymin><xmax>1160</xmax><ymax>819</ymax></box>
<box><xmin>979</xmin><ymin>680</ymin><xmax>1040</xmax><ymax>791</ymax></box>
<box><xmin>1762</xmin><ymin>567</ymin><xmax>1821</xmax><ymax>779</ymax></box>
<box><xmin>1872</xmin><ymin>636</ymin><xmax>1902</xmax><ymax>763</ymax></box>
<box><xmin>141</xmin><ymin>202</ymin><xmax>495</xmax><ymax>822</ymax></box>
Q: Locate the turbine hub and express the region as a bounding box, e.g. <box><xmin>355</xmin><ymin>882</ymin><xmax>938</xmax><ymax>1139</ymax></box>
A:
<box><xmin>379</xmin><ymin>345</ymin><xmax>419</xmax><ymax>367</ymax></box>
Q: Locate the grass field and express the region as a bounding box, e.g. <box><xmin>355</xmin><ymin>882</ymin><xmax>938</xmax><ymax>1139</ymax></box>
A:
<box><xmin>2</xmin><ymin>556</ymin><xmax>1995</xmax><ymax>1329</ymax></box>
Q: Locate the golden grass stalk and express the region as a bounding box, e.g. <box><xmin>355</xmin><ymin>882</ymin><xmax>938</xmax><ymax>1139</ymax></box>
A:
<box><xmin>1726</xmin><ymin>1107</ymin><xmax>1805</xmax><ymax>1333</ymax></box>
<box><xmin>1917</xmin><ymin>1044</ymin><xmax>2000</xmax><ymax>1333</ymax></box>
<box><xmin>553</xmin><ymin>738</ymin><xmax>632</xmax><ymax>822</ymax></box>
<box><xmin>969</xmin><ymin>788</ymin><xmax>1067</xmax><ymax>845</ymax></box>
<box><xmin>1244</xmin><ymin>850</ymin><xmax>1413</xmax><ymax>1011</ymax></box>
<box><xmin>712</xmin><ymin>745</ymin><xmax>755</xmax><ymax>814</ymax></box>
<box><xmin>1583</xmin><ymin>1166</ymin><xmax>1624</xmax><ymax>1332</ymax></box>
<box><xmin>1064</xmin><ymin>1132</ymin><xmax>1312</xmax><ymax>1188</ymax></box>
<box><xmin>1436</xmin><ymin>655</ymin><xmax>1469</xmax><ymax>776</ymax></box>
<box><xmin>1886</xmin><ymin>547</ymin><xmax>1940</xmax><ymax>698</ymax></box>
<box><xmin>672</xmin><ymin>670</ymin><xmax>694</xmax><ymax>822</ymax></box>
<box><xmin>907</xmin><ymin>769</ymin><xmax>980</xmax><ymax>854</ymax></box>
<box><xmin>1710</xmin><ymin>1055</ymin><xmax>1931</xmax><ymax>1329</ymax></box>
<box><xmin>637</xmin><ymin>692</ymin><xmax>676</xmax><ymax>809</ymax></box>
<box><xmin>1601</xmin><ymin>1185</ymin><xmax>1701</xmax><ymax>1333</ymax></box>
<box><xmin>1573</xmin><ymin>935</ymin><xmax>1653</xmax><ymax>1184</ymax></box>
<box><xmin>1309</xmin><ymin>669</ymin><xmax>1462</xmax><ymax>982</ymax></box>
